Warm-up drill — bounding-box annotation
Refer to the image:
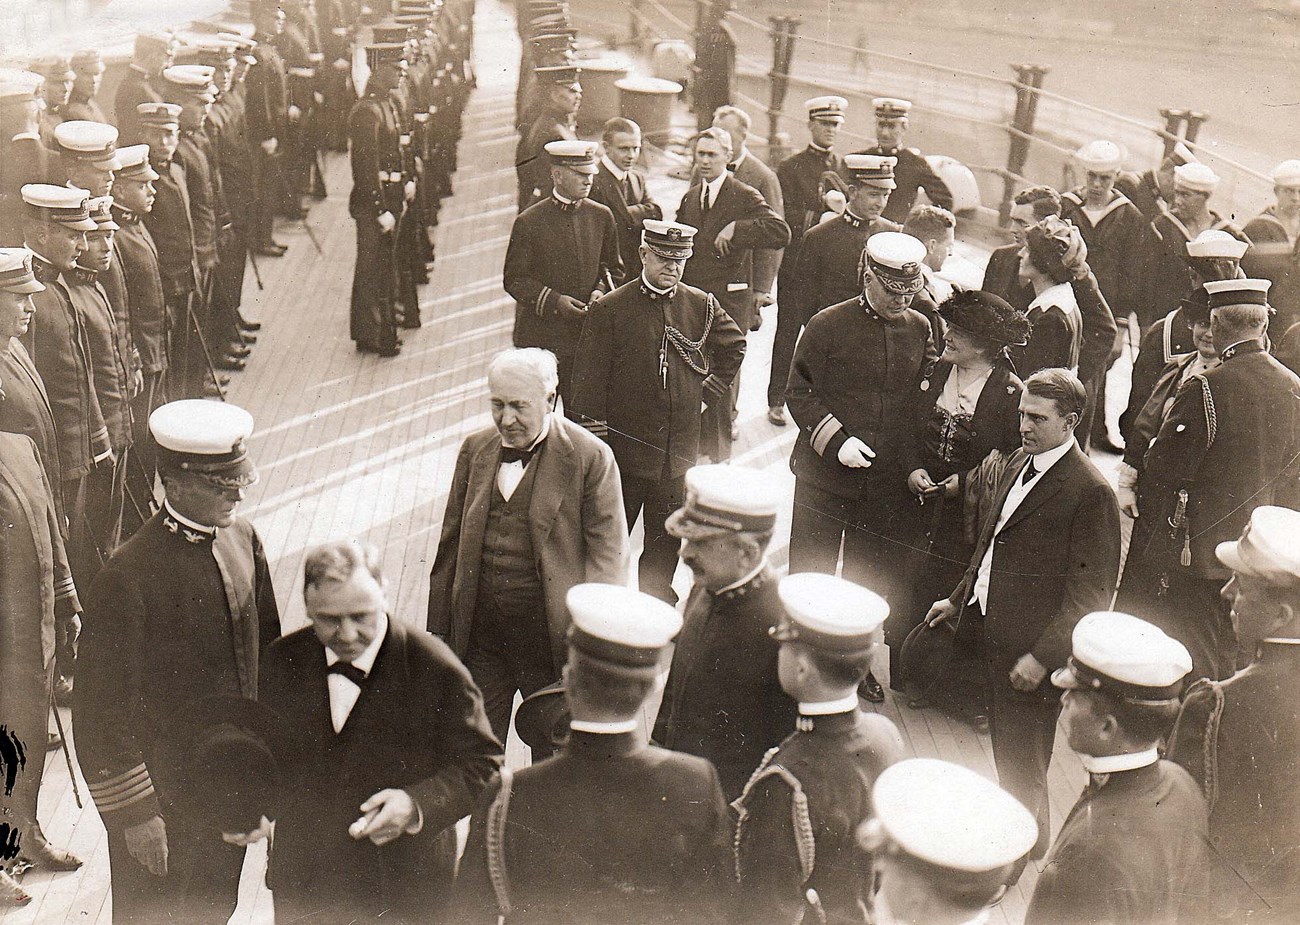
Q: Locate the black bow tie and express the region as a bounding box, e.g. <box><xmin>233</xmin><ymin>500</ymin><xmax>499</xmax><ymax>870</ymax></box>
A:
<box><xmin>327</xmin><ymin>661</ymin><xmax>368</xmax><ymax>685</ymax></box>
<box><xmin>500</xmin><ymin>445</ymin><xmax>536</xmax><ymax>465</ymax></box>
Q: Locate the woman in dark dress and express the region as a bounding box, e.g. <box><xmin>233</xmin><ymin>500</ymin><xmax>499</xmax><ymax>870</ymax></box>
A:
<box><xmin>888</xmin><ymin>290</ymin><xmax>1031</xmax><ymax>718</ymax></box>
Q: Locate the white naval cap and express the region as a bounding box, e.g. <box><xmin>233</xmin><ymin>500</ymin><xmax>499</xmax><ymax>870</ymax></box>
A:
<box><xmin>868</xmin><ymin>758</ymin><xmax>1038</xmax><ymax>873</ymax></box>
<box><xmin>641</xmin><ymin>219</ymin><xmax>697</xmax><ymax>260</ymax></box>
<box><xmin>544</xmin><ymin>138</ymin><xmax>598</xmax><ymax>174</ymax></box>
<box><xmin>1075</xmin><ymin>139</ymin><xmax>1123</xmax><ymax>173</ymax></box>
<box><xmin>1271</xmin><ymin>159</ymin><xmax>1300</xmax><ymax>189</ymax></box>
<box><xmin>21</xmin><ymin>184</ymin><xmax>97</xmax><ymax>231</ymax></box>
<box><xmin>115</xmin><ymin>144</ymin><xmax>161</xmax><ymax>181</ymax></box>
<box><xmin>1185</xmin><ymin>228</ymin><xmax>1249</xmax><ymax>260</ymax></box>
<box><xmin>0</xmin><ymin>247</ymin><xmax>45</xmax><ymax>295</ymax></box>
<box><xmin>1052</xmin><ymin>611</ymin><xmax>1192</xmax><ymax>703</ymax></box>
<box><xmin>865</xmin><ymin>231</ymin><xmax>927</xmax><ymax>294</ymax></box>
<box><xmin>1204</xmin><ymin>277</ymin><xmax>1271</xmax><ymax>309</ymax></box>
<box><xmin>665</xmin><ymin>464</ymin><xmax>780</xmax><ymax>539</ymax></box>
<box><xmin>772</xmin><ymin>573</ymin><xmax>888</xmax><ymax>656</ymax></box>
<box><xmin>1174</xmin><ymin>161</ymin><xmax>1219</xmax><ymax>194</ymax></box>
<box><xmin>844</xmin><ymin>153</ymin><xmax>897</xmax><ymax>189</ymax></box>
<box><xmin>150</xmin><ymin>399</ymin><xmax>258</xmax><ymax>486</ymax></box>
<box><xmin>137</xmin><ymin>101</ymin><xmax>182</xmax><ymax>127</ymax></box>
<box><xmin>0</xmin><ymin>68</ymin><xmax>44</xmax><ymax>102</ymax></box>
<box><xmin>54</xmin><ymin>120</ymin><xmax>121</xmax><ymax>166</ymax></box>
<box><xmin>1217</xmin><ymin>505</ymin><xmax>1300</xmax><ymax>585</ymax></box>
<box><xmin>161</xmin><ymin>64</ymin><xmax>217</xmax><ymax>100</ymax></box>
<box><xmin>804</xmin><ymin>95</ymin><xmax>847</xmax><ymax>123</ymax></box>
<box><xmin>566</xmin><ymin>583</ymin><xmax>682</xmax><ymax>675</ymax></box>
<box><xmin>872</xmin><ymin>97</ymin><xmax>911</xmax><ymax>120</ymax></box>
<box><xmin>87</xmin><ymin>196</ymin><xmax>120</xmax><ymax>231</ymax></box>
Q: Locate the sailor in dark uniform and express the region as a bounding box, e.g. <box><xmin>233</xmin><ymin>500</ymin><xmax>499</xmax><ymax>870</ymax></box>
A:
<box><xmin>1243</xmin><ymin>159</ymin><xmax>1300</xmax><ymax>336</ymax></box>
<box><xmin>64</xmin><ymin>49</ymin><xmax>108</xmax><ymax>124</ymax></box>
<box><xmin>733</xmin><ymin>573</ymin><xmax>905</xmax><ymax>924</ymax></box>
<box><xmin>569</xmin><ymin>220</ymin><xmax>745</xmax><ymax>605</ymax></box>
<box><xmin>861</xmin><ymin>758</ymin><xmax>1038</xmax><ymax>925</ymax></box>
<box><xmin>769</xmin><ymin>95</ymin><xmax>852</xmax><ymax>425</ymax></box>
<box><xmin>453</xmin><ymin>583</ymin><xmax>735</xmax><ymax>925</ymax></box>
<box><xmin>515</xmin><ymin>64</ymin><xmax>580</xmax><ymax>210</ymax></box>
<box><xmin>0</xmin><ymin>72</ymin><xmax>50</xmax><ymax>247</ymax></box>
<box><xmin>1026</xmin><ymin>611</ymin><xmax>1210</xmax><ymax>925</ymax></box>
<box><xmin>1114</xmin><ymin>140</ymin><xmax>1195</xmax><ymax>222</ymax></box>
<box><xmin>114</xmin><ymin>33</ymin><xmax>174</xmax><ymax>146</ymax></box>
<box><xmin>855</xmin><ymin>97</ymin><xmax>952</xmax><ymax>225</ymax></box>
<box><xmin>652</xmin><ymin>465</ymin><xmax>798</xmax><ymax>798</ymax></box>
<box><xmin>74</xmin><ymin>399</ymin><xmax>280</xmax><ymax>925</ymax></box>
<box><xmin>247</xmin><ymin>0</ymin><xmax>291</xmax><ymax>257</ymax></box>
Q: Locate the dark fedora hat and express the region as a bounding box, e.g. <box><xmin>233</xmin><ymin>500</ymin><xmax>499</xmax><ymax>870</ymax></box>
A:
<box><xmin>514</xmin><ymin>681</ymin><xmax>570</xmax><ymax>757</ymax></box>
<box><xmin>938</xmin><ymin>289</ymin><xmax>1032</xmax><ymax>348</ymax></box>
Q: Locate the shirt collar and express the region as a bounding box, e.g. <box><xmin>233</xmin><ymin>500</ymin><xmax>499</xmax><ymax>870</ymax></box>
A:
<box><xmin>11</xmin><ymin>131</ymin><xmax>39</xmax><ymax>142</ymax></box>
<box><xmin>1028</xmin><ymin>281</ymin><xmax>1076</xmax><ymax>313</ymax></box>
<box><xmin>164</xmin><ymin>499</ymin><xmax>218</xmax><ymax>537</ymax></box>
<box><xmin>552</xmin><ymin>189</ymin><xmax>577</xmax><ymax>206</ymax></box>
<box><xmin>324</xmin><ymin>610</ymin><xmax>389</xmax><ymax>674</ymax></box>
<box><xmin>1029</xmin><ymin>435</ymin><xmax>1076</xmax><ymax>473</ymax></box>
<box><xmin>600</xmin><ymin>155</ymin><xmax>626</xmax><ymax>181</ymax></box>
<box><xmin>1219</xmin><ymin>338</ymin><xmax>1263</xmax><ymax>361</ymax></box>
<box><xmin>729</xmin><ymin>148</ymin><xmax>749</xmax><ymax>171</ymax></box>
<box><xmin>799</xmin><ymin>693</ymin><xmax>859</xmax><ymax>716</ymax></box>
<box><xmin>714</xmin><ymin>559</ymin><xmax>769</xmax><ymax>595</ymax></box>
<box><xmin>569</xmin><ymin>718</ymin><xmax>639</xmax><ymax>734</ymax></box>
<box><xmin>640</xmin><ymin>272</ymin><xmax>675</xmax><ymax>298</ymax></box>
<box><xmin>506</xmin><ymin>413</ymin><xmax>552</xmax><ymax>452</ymax></box>
<box><xmin>702</xmin><ymin>171</ymin><xmax>726</xmax><ymax>202</ymax></box>
<box><xmin>1078</xmin><ymin>746</ymin><xmax>1159</xmax><ymax>775</ymax></box>
<box><xmin>808</xmin><ymin>141</ymin><xmax>831</xmax><ymax>154</ymax></box>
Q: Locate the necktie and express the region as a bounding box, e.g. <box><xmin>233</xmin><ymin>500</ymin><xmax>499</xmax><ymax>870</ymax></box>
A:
<box><xmin>701</xmin><ymin>187</ymin><xmax>711</xmax><ymax>213</ymax></box>
<box><xmin>328</xmin><ymin>661</ymin><xmax>368</xmax><ymax>686</ymax></box>
<box><xmin>500</xmin><ymin>445</ymin><xmax>536</xmax><ymax>465</ymax></box>
<box><xmin>621</xmin><ymin>174</ymin><xmax>633</xmax><ymax>203</ymax></box>
<box><xmin>1021</xmin><ymin>456</ymin><xmax>1039</xmax><ymax>486</ymax></box>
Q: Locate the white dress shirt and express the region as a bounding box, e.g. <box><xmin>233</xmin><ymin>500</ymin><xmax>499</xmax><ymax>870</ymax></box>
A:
<box><xmin>971</xmin><ymin>437</ymin><xmax>1076</xmax><ymax>612</ymax></box>
<box><xmin>325</xmin><ymin>611</ymin><xmax>388</xmax><ymax>734</ymax></box>
<box><xmin>498</xmin><ymin>413</ymin><xmax>551</xmax><ymax>501</ymax></box>
<box><xmin>701</xmin><ymin>171</ymin><xmax>726</xmax><ymax>211</ymax></box>
<box><xmin>600</xmin><ymin>154</ymin><xmax>627</xmax><ymax>182</ymax></box>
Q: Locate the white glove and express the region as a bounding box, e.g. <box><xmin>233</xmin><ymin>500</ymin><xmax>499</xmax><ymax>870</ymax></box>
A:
<box><xmin>261</xmin><ymin>138</ymin><xmax>278</xmax><ymax>155</ymax></box>
<box><xmin>823</xmin><ymin>189</ymin><xmax>847</xmax><ymax>213</ymax></box>
<box><xmin>404</xmin><ymin>180</ymin><xmax>416</xmax><ymax>202</ymax></box>
<box><xmin>288</xmin><ymin>104</ymin><xmax>301</xmax><ymax>123</ymax></box>
<box><xmin>378</xmin><ymin>211</ymin><xmax>396</xmax><ymax>232</ymax></box>
<box><xmin>837</xmin><ymin>436</ymin><xmax>876</xmax><ymax>469</ymax></box>
<box><xmin>1118</xmin><ymin>484</ymin><xmax>1139</xmax><ymax>519</ymax></box>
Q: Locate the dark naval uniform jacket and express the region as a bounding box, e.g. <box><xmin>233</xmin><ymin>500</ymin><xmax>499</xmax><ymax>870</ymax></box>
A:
<box><xmin>113</xmin><ymin>65</ymin><xmax>164</xmax><ymax>145</ymax></box>
<box><xmin>1115</xmin><ymin>168</ymin><xmax>1165</xmax><ymax>220</ymax></box>
<box><xmin>1243</xmin><ymin>204</ymin><xmax>1300</xmax><ymax>334</ymax></box>
<box><xmin>588</xmin><ymin>160</ymin><xmax>661</xmax><ymax>279</ymax></box>
<box><xmin>1025</xmin><ymin>759</ymin><xmax>1211</xmax><ymax>925</ymax></box>
<box><xmin>854</xmin><ymin>143</ymin><xmax>952</xmax><ymax>224</ymax></box>
<box><xmin>515</xmin><ymin>104</ymin><xmax>574</xmax><ymax>210</ymax></box>
<box><xmin>1137</xmin><ymin>340</ymin><xmax>1300</xmax><ymax>579</ymax></box>
<box><xmin>503</xmin><ymin>194</ymin><xmax>622</xmax><ymax>372</ymax></box>
<box><xmin>144</xmin><ymin>156</ymin><xmax>199</xmax><ymax>303</ymax></box>
<box><xmin>651</xmin><ymin>567</ymin><xmax>798</xmax><ymax>798</ymax></box>
<box><xmin>0</xmin><ymin>339</ymin><xmax>66</xmax><ymax>532</ymax></box>
<box><xmin>111</xmin><ymin>206</ymin><xmax>167</xmax><ymax>376</ymax></box>
<box><xmin>734</xmin><ymin>706</ymin><xmax>906</xmax><ymax>925</ymax></box>
<box><xmin>452</xmin><ymin>729</ymin><xmax>735</xmax><ymax>925</ymax></box>
<box><xmin>65</xmin><ymin>267</ymin><xmax>134</xmax><ymax>454</ymax></box>
<box><xmin>787</xmin><ymin>293</ymin><xmax>936</xmax><ymax>500</ymax></box>
<box><xmin>74</xmin><ymin>507</ymin><xmax>280</xmax><ymax>832</ymax></box>
<box><xmin>569</xmin><ymin>277</ymin><xmax>745</xmax><ymax>481</ymax></box>
<box><xmin>1168</xmin><ymin>639</ymin><xmax>1300</xmax><ymax>919</ymax></box>
<box><xmin>776</xmin><ymin>144</ymin><xmax>850</xmax><ymax>287</ymax></box>
<box><xmin>1144</xmin><ymin>210</ymin><xmax>1247</xmax><ymax>329</ymax></box>
<box><xmin>1061</xmin><ymin>189</ymin><xmax>1153</xmax><ymax>323</ymax></box>
<box><xmin>787</xmin><ymin>209</ymin><xmax>900</xmax><ymax>325</ymax></box>
<box><xmin>260</xmin><ymin>621</ymin><xmax>501</xmax><ymax>925</ymax></box>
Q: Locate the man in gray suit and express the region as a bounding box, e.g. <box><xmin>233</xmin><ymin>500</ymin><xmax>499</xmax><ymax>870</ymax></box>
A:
<box><xmin>427</xmin><ymin>348</ymin><xmax>628</xmax><ymax>741</ymax></box>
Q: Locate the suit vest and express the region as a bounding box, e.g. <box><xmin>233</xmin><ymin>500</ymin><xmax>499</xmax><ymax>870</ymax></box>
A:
<box><xmin>479</xmin><ymin>458</ymin><xmax>541</xmax><ymax>596</ymax></box>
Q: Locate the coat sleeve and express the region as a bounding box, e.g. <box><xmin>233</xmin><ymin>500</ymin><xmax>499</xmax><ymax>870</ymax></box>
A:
<box><xmin>252</xmin><ymin>526</ymin><xmax>282</xmax><ymax>653</ymax></box>
<box><xmin>1025</xmin><ymin>835</ymin><xmax>1139</xmax><ymax>925</ymax></box>
<box><xmin>1138</xmin><ymin>375</ymin><xmax>1211</xmax><ymax>557</ymax></box>
<box><xmin>702</xmin><ymin>293</ymin><xmax>746</xmax><ymax>400</ymax></box>
<box><xmin>1118</xmin><ymin>322</ymin><xmax>1170</xmax><ymax>450</ymax></box>
<box><xmin>427</xmin><ymin>441</ymin><xmax>474</xmax><ymax>637</ymax></box>
<box><xmin>445</xmin><ymin>776</ymin><xmax>505</xmax><ymax>925</ymax></box>
<box><xmin>1165</xmin><ymin>679</ymin><xmax>1217</xmax><ymax>798</ymax></box>
<box><xmin>1071</xmin><ymin>270</ymin><xmax>1118</xmax><ymax>377</ymax></box>
<box><xmin>730</xmin><ymin>185</ymin><xmax>792</xmax><ymax>251</ymax></box>
<box><xmin>626</xmin><ymin>173</ymin><xmax>662</xmax><ymax>227</ymax></box>
<box><xmin>502</xmin><ymin>211</ymin><xmax>559</xmax><ymax>318</ymax></box>
<box><xmin>735</xmin><ymin>775</ymin><xmax>809</xmax><ymax>924</ymax></box>
<box><xmin>1030</xmin><ymin>475</ymin><xmax>1121</xmax><ymax>670</ymax></box>
<box><xmin>404</xmin><ymin>634</ymin><xmax>504</xmax><ymax>837</ymax></box>
<box><xmin>598</xmin><ymin>207</ymin><xmax>625</xmax><ymax>289</ymax></box>
<box><xmin>568</xmin><ymin>295</ymin><xmax>615</xmax><ymax>437</ymax></box>
<box><xmin>911</xmin><ymin>150</ymin><xmax>953</xmax><ymax>212</ymax></box>
<box><xmin>786</xmin><ymin>316</ymin><xmax>852</xmax><ymax>461</ymax></box>
<box><xmin>580</xmin><ymin>439</ymin><xmax>629</xmax><ymax>583</ymax></box>
<box><xmin>347</xmin><ymin>104</ymin><xmax>384</xmax><ymax>215</ymax></box>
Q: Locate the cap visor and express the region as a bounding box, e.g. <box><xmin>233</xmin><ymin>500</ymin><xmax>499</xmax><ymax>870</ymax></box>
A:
<box><xmin>65</xmin><ymin>217</ymin><xmax>99</xmax><ymax>232</ymax></box>
<box><xmin>645</xmin><ymin>245</ymin><xmax>691</xmax><ymax>261</ymax></box>
<box><xmin>1215</xmin><ymin>539</ymin><xmax>1254</xmax><ymax>576</ymax></box>
<box><xmin>5</xmin><ymin>279</ymin><xmax>45</xmax><ymax>295</ymax></box>
<box><xmin>877</xmin><ymin>275</ymin><xmax>924</xmax><ymax>295</ymax></box>
<box><xmin>1050</xmin><ymin>665</ymin><xmax>1081</xmax><ymax>690</ymax></box>
<box><xmin>664</xmin><ymin>508</ymin><xmax>726</xmax><ymax>540</ymax></box>
<box><xmin>862</xmin><ymin>179</ymin><xmax>897</xmax><ymax>191</ymax></box>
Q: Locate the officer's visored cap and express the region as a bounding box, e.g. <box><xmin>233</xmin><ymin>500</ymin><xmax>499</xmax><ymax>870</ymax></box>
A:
<box><xmin>804</xmin><ymin>95</ymin><xmax>847</xmax><ymax>123</ymax></box>
<box><xmin>86</xmin><ymin>196</ymin><xmax>120</xmax><ymax>232</ymax></box>
<box><xmin>867</xmin><ymin>758</ymin><xmax>1038</xmax><ymax>872</ymax></box>
<box><xmin>116</xmin><ymin>143</ymin><xmax>162</xmax><ymax>182</ymax></box>
<box><xmin>1075</xmin><ymin>139</ymin><xmax>1123</xmax><ymax>173</ymax></box>
<box><xmin>666</xmin><ymin>464</ymin><xmax>780</xmax><ymax>540</ymax></box>
<box><xmin>0</xmin><ymin>69</ymin><xmax>44</xmax><ymax>104</ymax></box>
<box><xmin>371</xmin><ymin>23</ymin><xmax>413</xmax><ymax>44</ymax></box>
<box><xmin>844</xmin><ymin>153</ymin><xmax>897</xmax><ymax>190</ymax></box>
<box><xmin>366</xmin><ymin>43</ymin><xmax>407</xmax><ymax>70</ymax></box>
<box><xmin>872</xmin><ymin>97</ymin><xmax>911</xmax><ymax>120</ymax></box>
<box><xmin>641</xmin><ymin>219</ymin><xmax>696</xmax><ymax>260</ymax></box>
<box><xmin>535</xmin><ymin>63</ymin><xmax>581</xmax><ymax>88</ymax></box>
<box><xmin>1185</xmin><ymin>228</ymin><xmax>1248</xmax><ymax>260</ymax></box>
<box><xmin>1271</xmin><ymin>159</ymin><xmax>1300</xmax><ymax>189</ymax></box>
<box><xmin>771</xmin><ymin>573</ymin><xmax>888</xmax><ymax>656</ymax></box>
<box><xmin>1217</xmin><ymin>505</ymin><xmax>1300</xmax><ymax>585</ymax></box>
<box><xmin>137</xmin><ymin>101</ymin><xmax>182</xmax><ymax>128</ymax></box>
<box><xmin>545</xmin><ymin>139</ymin><xmax>598</xmax><ymax>175</ymax></box>
<box><xmin>161</xmin><ymin>65</ymin><xmax>217</xmax><ymax>102</ymax></box>
<box><xmin>150</xmin><ymin>399</ymin><xmax>258</xmax><ymax>488</ymax></box>
<box><xmin>1174</xmin><ymin>161</ymin><xmax>1219</xmax><ymax>194</ymax></box>
<box><xmin>1204</xmin><ymin>277</ymin><xmax>1271</xmax><ymax>309</ymax></box>
<box><xmin>865</xmin><ymin>231</ymin><xmax>927</xmax><ymax>294</ymax></box>
<box><xmin>21</xmin><ymin>184</ymin><xmax>97</xmax><ymax>231</ymax></box>
<box><xmin>1051</xmin><ymin>611</ymin><xmax>1192</xmax><ymax>704</ymax></box>
<box><xmin>566</xmin><ymin>583</ymin><xmax>682</xmax><ymax>678</ymax></box>
<box><xmin>0</xmin><ymin>247</ymin><xmax>45</xmax><ymax>295</ymax></box>
<box><xmin>54</xmin><ymin>120</ymin><xmax>121</xmax><ymax>167</ymax></box>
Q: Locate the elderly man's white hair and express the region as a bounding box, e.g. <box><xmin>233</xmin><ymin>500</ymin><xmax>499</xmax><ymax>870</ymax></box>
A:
<box><xmin>488</xmin><ymin>347</ymin><xmax>560</xmax><ymax>394</ymax></box>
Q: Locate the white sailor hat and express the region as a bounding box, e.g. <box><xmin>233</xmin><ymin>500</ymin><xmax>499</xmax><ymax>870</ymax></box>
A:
<box><xmin>21</xmin><ymin>184</ymin><xmax>97</xmax><ymax>231</ymax></box>
<box><xmin>771</xmin><ymin>573</ymin><xmax>888</xmax><ymax>657</ymax></box>
<box><xmin>865</xmin><ymin>231</ymin><xmax>927</xmax><ymax>294</ymax></box>
<box><xmin>150</xmin><ymin>399</ymin><xmax>258</xmax><ymax>487</ymax></box>
<box><xmin>137</xmin><ymin>101</ymin><xmax>182</xmax><ymax>128</ymax></box>
<box><xmin>161</xmin><ymin>65</ymin><xmax>217</xmax><ymax>101</ymax></box>
<box><xmin>87</xmin><ymin>196</ymin><xmax>120</xmax><ymax>232</ymax></box>
<box><xmin>872</xmin><ymin>97</ymin><xmax>911</xmax><ymax>120</ymax></box>
<box><xmin>545</xmin><ymin>139</ymin><xmax>598</xmax><ymax>174</ymax></box>
<box><xmin>566</xmin><ymin>583</ymin><xmax>682</xmax><ymax>677</ymax></box>
<box><xmin>666</xmin><ymin>464</ymin><xmax>780</xmax><ymax>540</ymax></box>
<box><xmin>1075</xmin><ymin>139</ymin><xmax>1123</xmax><ymax>173</ymax></box>
<box><xmin>641</xmin><ymin>219</ymin><xmax>696</xmax><ymax>260</ymax></box>
<box><xmin>1052</xmin><ymin>611</ymin><xmax>1192</xmax><ymax>704</ymax></box>
<box><xmin>1169</xmin><ymin>140</ymin><xmax>1197</xmax><ymax>167</ymax></box>
<box><xmin>867</xmin><ymin>759</ymin><xmax>1038</xmax><ymax>874</ymax></box>
<box><xmin>1185</xmin><ymin>228</ymin><xmax>1249</xmax><ymax>260</ymax></box>
<box><xmin>1204</xmin><ymin>277</ymin><xmax>1271</xmax><ymax>309</ymax></box>
<box><xmin>54</xmin><ymin>120</ymin><xmax>121</xmax><ymax>168</ymax></box>
<box><xmin>0</xmin><ymin>247</ymin><xmax>45</xmax><ymax>295</ymax></box>
<box><xmin>1271</xmin><ymin>159</ymin><xmax>1300</xmax><ymax>189</ymax></box>
<box><xmin>1174</xmin><ymin>161</ymin><xmax>1219</xmax><ymax>194</ymax></box>
<box><xmin>804</xmin><ymin>95</ymin><xmax>847</xmax><ymax>123</ymax></box>
<box><xmin>1217</xmin><ymin>505</ymin><xmax>1300</xmax><ymax>585</ymax></box>
<box><xmin>115</xmin><ymin>144</ymin><xmax>161</xmax><ymax>182</ymax></box>
<box><xmin>0</xmin><ymin>69</ymin><xmax>44</xmax><ymax>104</ymax></box>
<box><xmin>175</xmin><ymin>35</ymin><xmax>238</xmax><ymax>67</ymax></box>
<box><xmin>844</xmin><ymin>153</ymin><xmax>897</xmax><ymax>190</ymax></box>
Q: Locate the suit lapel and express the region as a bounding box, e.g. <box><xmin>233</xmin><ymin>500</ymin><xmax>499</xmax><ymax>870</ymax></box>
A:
<box><xmin>1000</xmin><ymin>446</ymin><xmax>1078</xmax><ymax>534</ymax></box>
<box><xmin>971</xmin><ymin>448</ymin><xmax>1028</xmax><ymax>563</ymax></box>
<box><xmin>528</xmin><ymin>415</ymin><xmax>572</xmax><ymax>551</ymax></box>
<box><xmin>338</xmin><ymin>624</ymin><xmax>400</xmax><ymax>744</ymax></box>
